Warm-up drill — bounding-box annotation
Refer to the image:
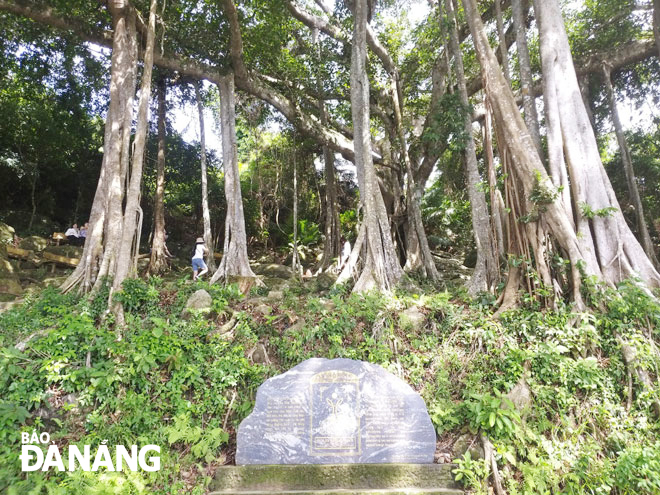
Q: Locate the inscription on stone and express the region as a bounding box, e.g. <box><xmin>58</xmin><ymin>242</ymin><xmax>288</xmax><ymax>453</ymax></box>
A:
<box><xmin>236</xmin><ymin>358</ymin><xmax>436</xmax><ymax>464</ymax></box>
<box><xmin>265</xmin><ymin>398</ymin><xmax>306</xmax><ymax>435</ymax></box>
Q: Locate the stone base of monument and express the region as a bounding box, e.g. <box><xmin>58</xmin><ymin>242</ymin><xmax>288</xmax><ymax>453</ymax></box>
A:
<box><xmin>209</xmin><ymin>464</ymin><xmax>463</xmax><ymax>495</ymax></box>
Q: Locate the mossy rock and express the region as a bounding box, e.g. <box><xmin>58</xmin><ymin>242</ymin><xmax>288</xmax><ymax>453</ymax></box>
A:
<box><xmin>0</xmin><ymin>277</ymin><xmax>23</xmax><ymax>296</ymax></box>
<box><xmin>182</xmin><ymin>289</ymin><xmax>213</xmax><ymax>318</ymax></box>
<box><xmin>399</xmin><ymin>306</ymin><xmax>426</xmax><ymax>332</ymax></box>
<box><xmin>0</xmin><ymin>257</ymin><xmax>14</xmax><ymax>276</ymax></box>
<box><xmin>44</xmin><ymin>245</ymin><xmax>83</xmax><ymax>258</ymax></box>
<box><xmin>19</xmin><ymin>236</ymin><xmax>49</xmax><ymax>253</ymax></box>
<box><xmin>314</xmin><ymin>272</ymin><xmax>337</xmax><ymax>291</ymax></box>
<box><xmin>252</xmin><ymin>263</ymin><xmax>294</xmax><ymax>279</ymax></box>
<box><xmin>0</xmin><ymin>222</ymin><xmax>15</xmax><ymax>245</ymax></box>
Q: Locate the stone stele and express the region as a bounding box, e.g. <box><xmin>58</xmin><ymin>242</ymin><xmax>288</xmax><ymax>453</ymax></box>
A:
<box><xmin>235</xmin><ymin>358</ymin><xmax>436</xmax><ymax>464</ymax></box>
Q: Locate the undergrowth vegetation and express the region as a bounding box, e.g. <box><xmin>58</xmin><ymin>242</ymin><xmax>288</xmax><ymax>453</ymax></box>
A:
<box><xmin>0</xmin><ymin>277</ymin><xmax>659</xmax><ymax>494</ymax></box>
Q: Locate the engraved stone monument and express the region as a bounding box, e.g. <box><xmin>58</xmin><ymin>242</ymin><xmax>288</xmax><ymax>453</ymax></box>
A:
<box><xmin>235</xmin><ymin>358</ymin><xmax>436</xmax><ymax>464</ymax></box>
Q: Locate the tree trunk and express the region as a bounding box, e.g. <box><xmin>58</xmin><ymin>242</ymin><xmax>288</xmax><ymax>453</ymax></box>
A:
<box><xmin>28</xmin><ymin>167</ymin><xmax>37</xmax><ymax>232</ymax></box>
<box><xmin>461</xmin><ymin>0</ymin><xmax>593</xmax><ymax>309</ymax></box>
<box><xmin>319</xmin><ymin>143</ymin><xmax>341</xmax><ymax>269</ymax></box>
<box><xmin>511</xmin><ymin>0</ymin><xmax>542</xmax><ymax>155</ymax></box>
<box><xmin>654</xmin><ymin>0</ymin><xmax>660</xmax><ymax>59</ymax></box>
<box><xmin>484</xmin><ymin>102</ymin><xmax>506</xmax><ymax>259</ymax></box>
<box><xmin>448</xmin><ymin>0</ymin><xmax>499</xmax><ymax>295</ymax></box>
<box><xmin>534</xmin><ymin>0</ymin><xmax>660</xmax><ymax>288</ymax></box>
<box><xmin>603</xmin><ymin>65</ymin><xmax>658</xmax><ymax>267</ymax></box>
<box><xmin>536</xmin><ymin>0</ymin><xmax>574</xmax><ymax>227</ymax></box>
<box><xmin>194</xmin><ymin>80</ymin><xmax>216</xmax><ymax>271</ymax></box>
<box><xmin>110</xmin><ymin>0</ymin><xmax>158</xmax><ymax>326</ymax></box>
<box><xmin>494</xmin><ymin>0</ymin><xmax>511</xmax><ymax>84</ymax></box>
<box><xmin>148</xmin><ymin>75</ymin><xmax>169</xmax><ymax>275</ymax></box>
<box><xmin>345</xmin><ymin>0</ymin><xmax>404</xmax><ymax>292</ymax></box>
<box><xmin>61</xmin><ymin>0</ymin><xmax>138</xmax><ymax>294</ymax></box>
<box><xmin>395</xmin><ymin>83</ymin><xmax>439</xmax><ymax>280</ymax></box>
<box><xmin>292</xmin><ymin>145</ymin><xmax>301</xmax><ymax>275</ymax></box>
<box><xmin>315</xmin><ymin>35</ymin><xmax>341</xmax><ymax>271</ymax></box>
<box><xmin>210</xmin><ymin>73</ymin><xmax>257</xmax><ymax>282</ymax></box>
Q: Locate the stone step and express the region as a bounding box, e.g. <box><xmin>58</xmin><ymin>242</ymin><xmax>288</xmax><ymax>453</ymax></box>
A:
<box><xmin>209</xmin><ymin>489</ymin><xmax>463</xmax><ymax>495</ymax></box>
<box><xmin>209</xmin><ymin>464</ymin><xmax>462</xmax><ymax>494</ymax></box>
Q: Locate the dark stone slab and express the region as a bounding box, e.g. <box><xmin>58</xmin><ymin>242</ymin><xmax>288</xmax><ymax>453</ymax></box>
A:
<box><xmin>236</xmin><ymin>358</ymin><xmax>436</xmax><ymax>465</ymax></box>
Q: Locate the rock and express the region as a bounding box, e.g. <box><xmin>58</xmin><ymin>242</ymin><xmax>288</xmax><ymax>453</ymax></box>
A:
<box><xmin>0</xmin><ymin>257</ymin><xmax>14</xmax><ymax>276</ymax></box>
<box><xmin>19</xmin><ymin>236</ymin><xmax>49</xmax><ymax>253</ymax></box>
<box><xmin>0</xmin><ymin>277</ymin><xmax>22</xmax><ymax>296</ymax></box>
<box><xmin>228</xmin><ymin>275</ymin><xmax>259</xmax><ymax>296</ymax></box>
<box><xmin>44</xmin><ymin>245</ymin><xmax>83</xmax><ymax>259</ymax></box>
<box><xmin>314</xmin><ymin>272</ymin><xmax>337</xmax><ymax>291</ymax></box>
<box><xmin>182</xmin><ymin>289</ymin><xmax>213</xmax><ymax>317</ymax></box>
<box><xmin>252</xmin><ymin>263</ymin><xmax>294</xmax><ymax>279</ymax></box>
<box><xmin>0</xmin><ymin>298</ymin><xmax>23</xmax><ymax>313</ymax></box>
<box><xmin>15</xmin><ymin>329</ymin><xmax>49</xmax><ymax>351</ymax></box>
<box><xmin>284</xmin><ymin>319</ymin><xmax>305</xmax><ymax>333</ymax></box>
<box><xmin>319</xmin><ymin>298</ymin><xmax>336</xmax><ymax>311</ymax></box>
<box><xmin>249</xmin><ymin>343</ymin><xmax>271</xmax><ymax>365</ymax></box>
<box><xmin>254</xmin><ymin>304</ymin><xmax>272</xmax><ymax>316</ymax></box>
<box><xmin>452</xmin><ymin>433</ymin><xmax>484</xmax><ymax>460</ymax></box>
<box><xmin>0</xmin><ymin>222</ymin><xmax>15</xmax><ymax>245</ymax></box>
<box><xmin>42</xmin><ymin>276</ymin><xmax>68</xmax><ymax>287</ymax></box>
<box><xmin>266</xmin><ymin>290</ymin><xmax>284</xmax><ymax>302</ymax></box>
<box><xmin>399</xmin><ymin>306</ymin><xmax>426</xmax><ymax>332</ymax></box>
<box><xmin>236</xmin><ymin>357</ymin><xmax>437</xmax><ymax>465</ymax></box>
<box><xmin>506</xmin><ymin>377</ymin><xmax>532</xmax><ymax>413</ymax></box>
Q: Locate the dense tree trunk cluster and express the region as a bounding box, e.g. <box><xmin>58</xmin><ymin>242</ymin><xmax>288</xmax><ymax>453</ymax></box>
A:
<box><xmin>3</xmin><ymin>0</ymin><xmax>657</xmax><ymax>308</ymax></box>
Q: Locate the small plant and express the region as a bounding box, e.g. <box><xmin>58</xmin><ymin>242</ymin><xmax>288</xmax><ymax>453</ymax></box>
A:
<box><xmin>113</xmin><ymin>278</ymin><xmax>160</xmax><ymax>314</ymax></box>
<box><xmin>452</xmin><ymin>451</ymin><xmax>489</xmax><ymax>494</ymax></box>
<box><xmin>165</xmin><ymin>414</ymin><xmax>229</xmax><ymax>463</ymax></box>
<box><xmin>465</xmin><ymin>392</ymin><xmax>520</xmax><ymax>440</ymax></box>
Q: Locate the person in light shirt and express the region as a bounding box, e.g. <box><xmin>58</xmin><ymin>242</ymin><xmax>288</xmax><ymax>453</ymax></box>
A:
<box><xmin>64</xmin><ymin>224</ymin><xmax>81</xmax><ymax>245</ymax></box>
<box><xmin>191</xmin><ymin>237</ymin><xmax>209</xmax><ymax>281</ymax></box>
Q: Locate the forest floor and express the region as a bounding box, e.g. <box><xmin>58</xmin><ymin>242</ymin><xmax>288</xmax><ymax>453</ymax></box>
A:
<box><xmin>1</xmin><ymin>253</ymin><xmax>660</xmax><ymax>494</ymax></box>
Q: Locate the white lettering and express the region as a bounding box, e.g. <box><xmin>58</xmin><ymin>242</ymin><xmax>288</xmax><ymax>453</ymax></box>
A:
<box><xmin>115</xmin><ymin>445</ymin><xmax>138</xmax><ymax>472</ymax></box>
<box><xmin>91</xmin><ymin>444</ymin><xmax>115</xmax><ymax>471</ymax></box>
<box><xmin>39</xmin><ymin>432</ymin><xmax>50</xmax><ymax>444</ymax></box>
<box><xmin>138</xmin><ymin>445</ymin><xmax>160</xmax><ymax>472</ymax></box>
<box><xmin>20</xmin><ymin>445</ymin><xmax>43</xmax><ymax>471</ymax></box>
<box><xmin>41</xmin><ymin>444</ymin><xmax>65</xmax><ymax>472</ymax></box>
<box><xmin>68</xmin><ymin>445</ymin><xmax>90</xmax><ymax>472</ymax></box>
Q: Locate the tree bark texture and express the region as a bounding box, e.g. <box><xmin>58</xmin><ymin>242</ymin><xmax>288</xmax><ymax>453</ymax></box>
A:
<box><xmin>448</xmin><ymin>0</ymin><xmax>499</xmax><ymax>295</ymax></box>
<box><xmin>602</xmin><ymin>65</ymin><xmax>658</xmax><ymax>268</ymax></box>
<box><xmin>319</xmin><ymin>143</ymin><xmax>341</xmax><ymax>269</ymax></box>
<box><xmin>494</xmin><ymin>0</ymin><xmax>511</xmax><ymax>84</ymax></box>
<box><xmin>461</xmin><ymin>0</ymin><xmax>593</xmax><ymax>309</ymax></box>
<box><xmin>110</xmin><ymin>0</ymin><xmax>158</xmax><ymax>325</ymax></box>
<box><xmin>654</xmin><ymin>0</ymin><xmax>660</xmax><ymax>59</ymax></box>
<box><xmin>148</xmin><ymin>75</ymin><xmax>169</xmax><ymax>275</ymax></box>
<box><xmin>511</xmin><ymin>0</ymin><xmax>542</xmax><ymax>155</ymax></box>
<box><xmin>194</xmin><ymin>80</ymin><xmax>216</xmax><ymax>271</ymax></box>
<box><xmin>314</xmin><ymin>34</ymin><xmax>341</xmax><ymax>270</ymax></box>
<box><xmin>210</xmin><ymin>73</ymin><xmax>257</xmax><ymax>282</ymax></box>
<box><xmin>61</xmin><ymin>0</ymin><xmax>138</xmax><ymax>294</ymax></box>
<box><xmin>348</xmin><ymin>0</ymin><xmax>403</xmax><ymax>292</ymax></box>
<box><xmin>534</xmin><ymin>0</ymin><xmax>660</xmax><ymax>288</ymax></box>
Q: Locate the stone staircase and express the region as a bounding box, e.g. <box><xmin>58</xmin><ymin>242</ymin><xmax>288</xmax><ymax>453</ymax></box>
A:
<box><xmin>209</xmin><ymin>464</ymin><xmax>463</xmax><ymax>495</ymax></box>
